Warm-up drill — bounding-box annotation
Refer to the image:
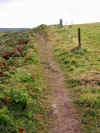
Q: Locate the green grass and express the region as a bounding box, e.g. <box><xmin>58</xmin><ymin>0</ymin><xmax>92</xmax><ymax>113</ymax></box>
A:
<box><xmin>0</xmin><ymin>27</ymin><xmax>50</xmax><ymax>133</ymax></box>
<box><xmin>1</xmin><ymin>23</ymin><xmax>100</xmax><ymax>133</ymax></box>
<box><xmin>49</xmin><ymin>23</ymin><xmax>100</xmax><ymax>133</ymax></box>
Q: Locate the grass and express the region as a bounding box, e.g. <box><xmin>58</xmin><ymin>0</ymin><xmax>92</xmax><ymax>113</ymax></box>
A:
<box><xmin>0</xmin><ymin>26</ymin><xmax>50</xmax><ymax>133</ymax></box>
<box><xmin>1</xmin><ymin>22</ymin><xmax>100</xmax><ymax>133</ymax></box>
<box><xmin>48</xmin><ymin>23</ymin><xmax>100</xmax><ymax>133</ymax></box>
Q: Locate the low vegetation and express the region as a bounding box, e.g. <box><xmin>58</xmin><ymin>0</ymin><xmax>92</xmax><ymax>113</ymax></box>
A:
<box><xmin>0</xmin><ymin>26</ymin><xmax>50</xmax><ymax>133</ymax></box>
<box><xmin>1</xmin><ymin>22</ymin><xmax>100</xmax><ymax>133</ymax></box>
<box><xmin>50</xmin><ymin>23</ymin><xmax>100</xmax><ymax>133</ymax></box>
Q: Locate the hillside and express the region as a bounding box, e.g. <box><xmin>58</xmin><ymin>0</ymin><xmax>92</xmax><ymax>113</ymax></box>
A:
<box><xmin>0</xmin><ymin>23</ymin><xmax>100</xmax><ymax>133</ymax></box>
<box><xmin>52</xmin><ymin>22</ymin><xmax>100</xmax><ymax>133</ymax></box>
<box><xmin>0</xmin><ymin>25</ymin><xmax>50</xmax><ymax>133</ymax></box>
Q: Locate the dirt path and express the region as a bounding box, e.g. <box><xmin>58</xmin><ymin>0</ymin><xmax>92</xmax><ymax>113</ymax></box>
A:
<box><xmin>37</xmin><ymin>34</ymin><xmax>83</xmax><ymax>133</ymax></box>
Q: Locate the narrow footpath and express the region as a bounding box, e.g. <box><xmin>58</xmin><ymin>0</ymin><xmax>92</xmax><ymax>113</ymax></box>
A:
<box><xmin>36</xmin><ymin>33</ymin><xmax>83</xmax><ymax>133</ymax></box>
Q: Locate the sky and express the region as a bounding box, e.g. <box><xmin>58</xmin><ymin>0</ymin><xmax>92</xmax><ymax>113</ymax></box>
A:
<box><xmin>0</xmin><ymin>0</ymin><xmax>100</xmax><ymax>28</ymax></box>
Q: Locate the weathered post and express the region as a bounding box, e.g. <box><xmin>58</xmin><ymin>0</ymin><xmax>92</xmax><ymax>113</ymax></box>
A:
<box><xmin>78</xmin><ymin>28</ymin><xmax>81</xmax><ymax>48</ymax></box>
<box><xmin>69</xmin><ymin>25</ymin><xmax>72</xmax><ymax>28</ymax></box>
<box><xmin>59</xmin><ymin>19</ymin><xmax>63</xmax><ymax>27</ymax></box>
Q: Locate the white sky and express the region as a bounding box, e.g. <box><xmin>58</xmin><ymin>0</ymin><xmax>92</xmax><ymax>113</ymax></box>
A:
<box><xmin>0</xmin><ymin>0</ymin><xmax>100</xmax><ymax>28</ymax></box>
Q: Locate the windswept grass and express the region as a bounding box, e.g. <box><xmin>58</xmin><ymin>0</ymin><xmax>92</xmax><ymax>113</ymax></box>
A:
<box><xmin>0</xmin><ymin>26</ymin><xmax>50</xmax><ymax>133</ymax></box>
<box><xmin>51</xmin><ymin>23</ymin><xmax>100</xmax><ymax>133</ymax></box>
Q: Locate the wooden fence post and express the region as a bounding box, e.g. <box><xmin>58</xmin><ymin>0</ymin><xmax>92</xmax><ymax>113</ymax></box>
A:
<box><xmin>78</xmin><ymin>28</ymin><xmax>81</xmax><ymax>48</ymax></box>
<box><xmin>59</xmin><ymin>19</ymin><xmax>63</xmax><ymax>27</ymax></box>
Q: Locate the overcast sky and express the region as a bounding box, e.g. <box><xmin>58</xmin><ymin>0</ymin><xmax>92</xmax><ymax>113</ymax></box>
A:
<box><xmin>0</xmin><ymin>0</ymin><xmax>100</xmax><ymax>28</ymax></box>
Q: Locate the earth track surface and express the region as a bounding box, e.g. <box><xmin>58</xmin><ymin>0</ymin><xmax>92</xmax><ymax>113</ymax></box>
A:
<box><xmin>36</xmin><ymin>33</ymin><xmax>83</xmax><ymax>133</ymax></box>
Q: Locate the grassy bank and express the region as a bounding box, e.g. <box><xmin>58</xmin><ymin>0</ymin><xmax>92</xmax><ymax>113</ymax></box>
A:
<box><xmin>50</xmin><ymin>23</ymin><xmax>100</xmax><ymax>133</ymax></box>
<box><xmin>0</xmin><ymin>26</ymin><xmax>50</xmax><ymax>133</ymax></box>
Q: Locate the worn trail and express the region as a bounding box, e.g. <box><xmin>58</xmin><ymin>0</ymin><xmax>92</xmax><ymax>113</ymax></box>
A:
<box><xmin>37</xmin><ymin>34</ymin><xmax>83</xmax><ymax>133</ymax></box>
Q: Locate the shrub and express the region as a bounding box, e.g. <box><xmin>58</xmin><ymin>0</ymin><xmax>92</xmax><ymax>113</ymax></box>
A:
<box><xmin>0</xmin><ymin>107</ymin><xmax>17</xmax><ymax>133</ymax></box>
<box><xmin>8</xmin><ymin>89</ymin><xmax>28</xmax><ymax>111</ymax></box>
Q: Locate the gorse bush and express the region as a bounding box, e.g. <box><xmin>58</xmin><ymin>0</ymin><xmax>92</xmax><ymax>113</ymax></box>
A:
<box><xmin>8</xmin><ymin>88</ymin><xmax>28</xmax><ymax>111</ymax></box>
<box><xmin>0</xmin><ymin>107</ymin><xmax>17</xmax><ymax>133</ymax></box>
<box><xmin>39</xmin><ymin>24</ymin><xmax>47</xmax><ymax>30</ymax></box>
<box><xmin>33</xmin><ymin>24</ymin><xmax>47</xmax><ymax>33</ymax></box>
